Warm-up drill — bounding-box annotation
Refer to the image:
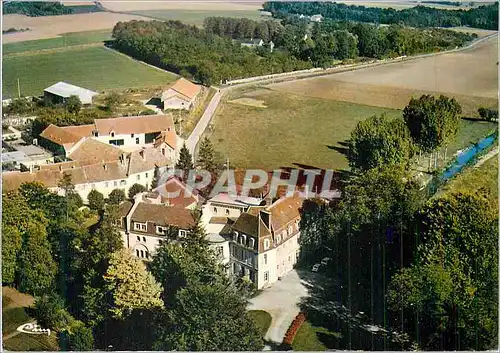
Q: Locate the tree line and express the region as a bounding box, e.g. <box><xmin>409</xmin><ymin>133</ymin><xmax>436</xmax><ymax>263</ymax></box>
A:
<box><xmin>3</xmin><ymin>2</ymin><xmax>73</xmax><ymax>16</ymax></box>
<box><xmin>297</xmin><ymin>94</ymin><xmax>498</xmax><ymax>350</ymax></box>
<box><xmin>263</xmin><ymin>1</ymin><xmax>499</xmax><ymax>30</ymax></box>
<box><xmin>2</xmin><ymin>175</ymin><xmax>263</xmax><ymax>351</ymax></box>
<box><xmin>112</xmin><ymin>18</ymin><xmax>475</xmax><ymax>85</ymax></box>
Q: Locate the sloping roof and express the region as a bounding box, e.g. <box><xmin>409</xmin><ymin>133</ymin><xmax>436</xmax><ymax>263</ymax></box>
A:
<box><xmin>127</xmin><ymin>148</ymin><xmax>171</xmax><ymax>176</ymax></box>
<box><xmin>154</xmin><ymin>129</ymin><xmax>177</xmax><ymax>150</ymax></box>
<box><xmin>118</xmin><ymin>200</ymin><xmax>133</xmax><ymax>218</ymax></box>
<box><xmin>94</xmin><ymin>114</ymin><xmax>174</xmax><ymax>135</ymax></box>
<box><xmin>62</xmin><ymin>125</ymin><xmax>95</xmax><ymax>139</ymax></box>
<box><xmin>131</xmin><ymin>202</ymin><xmax>195</xmax><ymax>229</ymax></box>
<box><xmin>209</xmin><ymin>192</ymin><xmax>262</xmax><ymax>207</ymax></box>
<box><xmin>2</xmin><ymin>171</ymin><xmax>36</xmax><ymax>190</ymax></box>
<box><xmin>267</xmin><ymin>194</ymin><xmax>303</xmax><ymax>232</ymax></box>
<box><xmin>82</xmin><ymin>161</ymin><xmax>127</xmax><ymax>183</ymax></box>
<box><xmin>155</xmin><ymin>176</ymin><xmax>198</xmax><ymax>208</ymax></box>
<box><xmin>40</xmin><ymin>124</ymin><xmax>83</xmax><ymax>149</ymax></box>
<box><xmin>69</xmin><ymin>139</ymin><xmax>123</xmax><ymax>164</ymax></box>
<box><xmin>44</xmin><ymin>82</ymin><xmax>99</xmax><ymax>105</ymax></box>
<box><xmin>232</xmin><ymin>213</ymin><xmax>259</xmax><ymax>237</ymax></box>
<box><xmin>164</xmin><ymin>78</ymin><xmax>201</xmax><ymax>101</ymax></box>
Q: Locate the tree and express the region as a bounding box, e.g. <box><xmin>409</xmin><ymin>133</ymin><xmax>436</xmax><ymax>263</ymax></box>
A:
<box><xmin>151</xmin><ymin>165</ymin><xmax>161</xmax><ymax>190</ymax></box>
<box><xmin>403</xmin><ymin>95</ymin><xmax>461</xmax><ymax>153</ymax></box>
<box><xmin>2</xmin><ymin>225</ymin><xmax>22</xmax><ymax>284</ymax></box>
<box><xmin>60</xmin><ymin>321</ymin><xmax>95</xmax><ymax>351</ymax></box>
<box><xmin>348</xmin><ymin>114</ymin><xmax>414</xmax><ymax>171</ymax></box>
<box><xmin>104</xmin><ymin>91</ymin><xmax>123</xmax><ymax>111</ymax></box>
<box><xmin>196</xmin><ymin>137</ymin><xmax>219</xmax><ymax>175</ymax></box>
<box><xmin>153</xmin><ymin>281</ymin><xmax>264</xmax><ymax>351</ymax></box>
<box><xmin>34</xmin><ymin>292</ymin><xmax>73</xmax><ymax>332</ymax></box>
<box><xmin>58</xmin><ymin>172</ymin><xmax>76</xmax><ymax>197</ymax></box>
<box><xmin>108</xmin><ymin>189</ymin><xmax>126</xmax><ymax>205</ymax></box>
<box><xmin>128</xmin><ymin>183</ymin><xmax>147</xmax><ymax>199</ymax></box>
<box><xmin>176</xmin><ymin>143</ymin><xmax>194</xmax><ymax>179</ymax></box>
<box><xmin>388</xmin><ymin>192</ymin><xmax>498</xmax><ymax>350</ymax></box>
<box><xmin>87</xmin><ymin>189</ymin><xmax>105</xmax><ymax>211</ymax></box>
<box><xmin>18</xmin><ymin>222</ymin><xmax>57</xmax><ymax>295</ymax></box>
<box><xmin>478</xmin><ymin>107</ymin><xmax>498</xmax><ymax>121</ymax></box>
<box><xmin>66</xmin><ymin>95</ymin><xmax>82</xmax><ymax>114</ymax></box>
<box><xmin>104</xmin><ymin>249</ymin><xmax>163</xmax><ymax>319</ymax></box>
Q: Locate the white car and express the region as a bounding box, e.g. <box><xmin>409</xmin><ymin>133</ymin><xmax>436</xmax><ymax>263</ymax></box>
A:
<box><xmin>321</xmin><ymin>257</ymin><xmax>332</xmax><ymax>266</ymax></box>
<box><xmin>312</xmin><ymin>263</ymin><xmax>321</xmax><ymax>272</ymax></box>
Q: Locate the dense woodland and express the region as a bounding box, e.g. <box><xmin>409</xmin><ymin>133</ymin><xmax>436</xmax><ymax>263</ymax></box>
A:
<box><xmin>263</xmin><ymin>1</ymin><xmax>499</xmax><ymax>30</ymax></box>
<box><xmin>298</xmin><ymin>95</ymin><xmax>498</xmax><ymax>350</ymax></box>
<box><xmin>3</xmin><ymin>2</ymin><xmax>73</xmax><ymax>16</ymax></box>
<box><xmin>112</xmin><ymin>18</ymin><xmax>475</xmax><ymax>85</ymax></box>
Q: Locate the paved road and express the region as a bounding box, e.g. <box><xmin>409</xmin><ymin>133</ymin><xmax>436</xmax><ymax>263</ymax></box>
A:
<box><xmin>186</xmin><ymin>90</ymin><xmax>221</xmax><ymax>158</ymax></box>
<box><xmin>248</xmin><ymin>270</ymin><xmax>311</xmax><ymax>344</ymax></box>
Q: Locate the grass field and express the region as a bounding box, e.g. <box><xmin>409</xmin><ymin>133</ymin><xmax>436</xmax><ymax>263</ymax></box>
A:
<box><xmin>248</xmin><ymin>310</ymin><xmax>272</xmax><ymax>338</ymax></box>
<box><xmin>3</xmin><ymin>46</ymin><xmax>177</xmax><ymax>98</ymax></box>
<box><xmin>209</xmin><ymin>88</ymin><xmax>401</xmax><ymax>170</ymax></box>
<box><xmin>129</xmin><ymin>9</ymin><xmax>271</xmax><ymax>26</ymax></box>
<box><xmin>3</xmin><ymin>30</ymin><xmax>112</xmax><ymax>55</ymax></box>
<box><xmin>437</xmin><ymin>151</ymin><xmax>498</xmax><ymax>206</ymax></box>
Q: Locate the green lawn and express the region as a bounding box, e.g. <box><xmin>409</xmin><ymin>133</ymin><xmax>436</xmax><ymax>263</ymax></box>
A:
<box><xmin>3</xmin><ymin>333</ymin><xmax>60</xmax><ymax>351</ymax></box>
<box><xmin>3</xmin><ymin>46</ymin><xmax>177</xmax><ymax>98</ymax></box>
<box><xmin>2</xmin><ymin>307</ymin><xmax>31</xmax><ymax>335</ymax></box>
<box><xmin>129</xmin><ymin>9</ymin><xmax>271</xmax><ymax>26</ymax></box>
<box><xmin>248</xmin><ymin>310</ymin><xmax>272</xmax><ymax>337</ymax></box>
<box><xmin>209</xmin><ymin>88</ymin><xmax>401</xmax><ymax>170</ymax></box>
<box><xmin>291</xmin><ymin>321</ymin><xmax>341</xmax><ymax>351</ymax></box>
<box><xmin>3</xmin><ymin>30</ymin><xmax>112</xmax><ymax>55</ymax></box>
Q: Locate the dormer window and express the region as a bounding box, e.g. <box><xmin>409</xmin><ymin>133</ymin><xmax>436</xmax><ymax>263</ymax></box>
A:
<box><xmin>277</xmin><ymin>234</ymin><xmax>281</xmax><ymax>243</ymax></box>
<box><xmin>111</xmin><ymin>131</ymin><xmax>115</xmax><ymax>137</ymax></box>
<box><xmin>134</xmin><ymin>222</ymin><xmax>147</xmax><ymax>232</ymax></box>
<box><xmin>225</xmin><ymin>209</ymin><xmax>230</xmax><ymax>216</ymax></box>
<box><xmin>179</xmin><ymin>230</ymin><xmax>187</xmax><ymax>238</ymax></box>
<box><xmin>264</xmin><ymin>239</ymin><xmax>270</xmax><ymax>251</ymax></box>
<box><xmin>249</xmin><ymin>238</ymin><xmax>255</xmax><ymax>249</ymax></box>
<box><xmin>241</xmin><ymin>234</ymin><xmax>246</xmax><ymax>245</ymax></box>
<box><xmin>233</xmin><ymin>231</ymin><xmax>239</xmax><ymax>241</ymax></box>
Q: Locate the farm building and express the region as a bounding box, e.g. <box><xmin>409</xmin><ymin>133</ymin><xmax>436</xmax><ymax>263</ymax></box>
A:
<box><xmin>241</xmin><ymin>38</ymin><xmax>264</xmax><ymax>48</ymax></box>
<box><xmin>310</xmin><ymin>14</ymin><xmax>323</xmax><ymax>22</ymax></box>
<box><xmin>161</xmin><ymin>78</ymin><xmax>201</xmax><ymax>110</ymax></box>
<box><xmin>44</xmin><ymin>81</ymin><xmax>99</xmax><ymax>105</ymax></box>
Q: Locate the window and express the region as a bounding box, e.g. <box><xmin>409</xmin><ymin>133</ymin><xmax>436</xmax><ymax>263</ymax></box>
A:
<box><xmin>225</xmin><ymin>209</ymin><xmax>230</xmax><ymax>216</ymax></box>
<box><xmin>156</xmin><ymin>226</ymin><xmax>165</xmax><ymax>234</ymax></box>
<box><xmin>249</xmin><ymin>238</ymin><xmax>255</xmax><ymax>249</ymax></box>
<box><xmin>134</xmin><ymin>222</ymin><xmax>147</xmax><ymax>231</ymax></box>
<box><xmin>241</xmin><ymin>234</ymin><xmax>246</xmax><ymax>245</ymax></box>
<box><xmin>233</xmin><ymin>231</ymin><xmax>238</xmax><ymax>241</ymax></box>
<box><xmin>136</xmin><ymin>249</ymin><xmax>140</xmax><ymax>257</ymax></box>
<box><xmin>120</xmin><ymin>180</ymin><xmax>126</xmax><ymax>186</ymax></box>
<box><xmin>110</xmin><ymin>139</ymin><xmax>124</xmax><ymax>146</ymax></box>
<box><xmin>136</xmin><ymin>138</ymin><xmax>140</xmax><ymax>144</ymax></box>
<box><xmin>216</xmin><ymin>246</ymin><xmax>224</xmax><ymax>257</ymax></box>
<box><xmin>213</xmin><ymin>207</ymin><xmax>218</xmax><ymax>214</ymax></box>
<box><xmin>105</xmin><ymin>182</ymin><xmax>109</xmax><ymax>188</ymax></box>
<box><xmin>145</xmin><ymin>173</ymin><xmax>148</xmax><ymax>178</ymax></box>
<box><xmin>137</xmin><ymin>175</ymin><xmax>140</xmax><ymax>181</ymax></box>
<box><xmin>179</xmin><ymin>230</ymin><xmax>187</xmax><ymax>238</ymax></box>
<box><xmin>111</xmin><ymin>132</ymin><xmax>115</xmax><ymax>137</ymax></box>
<box><xmin>145</xmin><ymin>252</ymin><xmax>149</xmax><ymax>259</ymax></box>
<box><xmin>140</xmin><ymin>250</ymin><xmax>144</xmax><ymax>258</ymax></box>
<box><xmin>264</xmin><ymin>271</ymin><xmax>269</xmax><ymax>281</ymax></box>
<box><xmin>131</xmin><ymin>134</ymin><xmax>134</xmax><ymax>138</ymax></box>
<box><xmin>143</xmin><ymin>236</ymin><xmax>146</xmax><ymax>242</ymax></box>
<box><xmin>264</xmin><ymin>239</ymin><xmax>270</xmax><ymax>250</ymax></box>
<box><xmin>137</xmin><ymin>236</ymin><xmax>140</xmax><ymax>241</ymax></box>
<box><xmin>277</xmin><ymin>235</ymin><xmax>281</xmax><ymax>243</ymax></box>
<box><xmin>162</xmin><ymin>148</ymin><xmax>166</xmax><ymax>156</ymax></box>
<box><xmin>264</xmin><ymin>254</ymin><xmax>267</xmax><ymax>265</ymax></box>
<box><xmin>114</xmin><ymin>181</ymin><xmax>118</xmax><ymax>187</ymax></box>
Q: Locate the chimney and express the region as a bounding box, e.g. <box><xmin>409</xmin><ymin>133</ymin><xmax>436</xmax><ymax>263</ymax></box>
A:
<box><xmin>139</xmin><ymin>149</ymin><xmax>146</xmax><ymax>161</ymax></box>
<box><xmin>119</xmin><ymin>154</ymin><xmax>125</xmax><ymax>166</ymax></box>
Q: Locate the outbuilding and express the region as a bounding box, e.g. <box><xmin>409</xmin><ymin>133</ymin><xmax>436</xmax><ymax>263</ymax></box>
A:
<box><xmin>44</xmin><ymin>81</ymin><xmax>99</xmax><ymax>106</ymax></box>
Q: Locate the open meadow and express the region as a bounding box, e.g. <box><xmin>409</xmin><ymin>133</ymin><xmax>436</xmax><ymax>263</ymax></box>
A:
<box><xmin>209</xmin><ymin>88</ymin><xmax>401</xmax><ymax>170</ymax></box>
<box><xmin>267</xmin><ymin>35</ymin><xmax>498</xmax><ymax>116</ymax></box>
<box><xmin>3</xmin><ymin>46</ymin><xmax>176</xmax><ymax>98</ymax></box>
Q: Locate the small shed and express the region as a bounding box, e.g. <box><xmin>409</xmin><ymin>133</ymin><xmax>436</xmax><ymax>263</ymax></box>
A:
<box><xmin>44</xmin><ymin>82</ymin><xmax>99</xmax><ymax>105</ymax></box>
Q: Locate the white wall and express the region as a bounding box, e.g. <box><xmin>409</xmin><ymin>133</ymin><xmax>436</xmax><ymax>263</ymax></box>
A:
<box><xmin>256</xmin><ymin>248</ymin><xmax>277</xmax><ymax>289</ymax></box>
<box><xmin>275</xmin><ymin>232</ymin><xmax>300</xmax><ymax>279</ymax></box>
<box><xmin>94</xmin><ymin>133</ymin><xmax>148</xmax><ymax>147</ymax></box>
<box><xmin>163</xmin><ymin>96</ymin><xmax>192</xmax><ymax>110</ymax></box>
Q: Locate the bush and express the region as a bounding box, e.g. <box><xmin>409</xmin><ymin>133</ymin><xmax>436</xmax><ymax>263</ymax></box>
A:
<box><xmin>478</xmin><ymin>107</ymin><xmax>498</xmax><ymax>122</ymax></box>
<box><xmin>283</xmin><ymin>312</ymin><xmax>306</xmax><ymax>345</ymax></box>
<box><xmin>60</xmin><ymin>320</ymin><xmax>94</xmax><ymax>351</ymax></box>
<box><xmin>34</xmin><ymin>293</ymin><xmax>73</xmax><ymax>332</ymax></box>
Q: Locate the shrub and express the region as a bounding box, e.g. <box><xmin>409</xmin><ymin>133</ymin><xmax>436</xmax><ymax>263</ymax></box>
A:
<box><xmin>34</xmin><ymin>293</ymin><xmax>73</xmax><ymax>332</ymax></box>
<box><xmin>60</xmin><ymin>320</ymin><xmax>94</xmax><ymax>351</ymax></box>
<box><xmin>282</xmin><ymin>312</ymin><xmax>306</xmax><ymax>345</ymax></box>
<box><xmin>128</xmin><ymin>183</ymin><xmax>147</xmax><ymax>199</ymax></box>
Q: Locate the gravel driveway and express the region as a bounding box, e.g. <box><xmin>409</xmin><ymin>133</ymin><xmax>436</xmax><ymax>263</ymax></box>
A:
<box><xmin>248</xmin><ymin>269</ymin><xmax>311</xmax><ymax>344</ymax></box>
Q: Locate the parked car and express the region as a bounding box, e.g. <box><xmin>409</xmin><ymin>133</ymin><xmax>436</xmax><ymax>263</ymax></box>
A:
<box><xmin>321</xmin><ymin>257</ymin><xmax>332</xmax><ymax>266</ymax></box>
<box><xmin>312</xmin><ymin>263</ymin><xmax>321</xmax><ymax>272</ymax></box>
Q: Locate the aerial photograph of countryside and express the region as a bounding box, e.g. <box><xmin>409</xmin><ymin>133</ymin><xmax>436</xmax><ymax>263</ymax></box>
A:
<box><xmin>1</xmin><ymin>0</ymin><xmax>498</xmax><ymax>351</ymax></box>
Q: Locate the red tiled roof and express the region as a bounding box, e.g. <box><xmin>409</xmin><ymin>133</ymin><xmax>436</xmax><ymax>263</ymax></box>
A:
<box><xmin>167</xmin><ymin>78</ymin><xmax>201</xmax><ymax>100</ymax></box>
<box><xmin>94</xmin><ymin>114</ymin><xmax>174</xmax><ymax>135</ymax></box>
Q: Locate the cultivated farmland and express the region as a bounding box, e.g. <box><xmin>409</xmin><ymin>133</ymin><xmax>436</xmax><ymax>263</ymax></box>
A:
<box><xmin>267</xmin><ymin>35</ymin><xmax>498</xmax><ymax>116</ymax></box>
<box><xmin>2</xmin><ymin>13</ymin><xmax>150</xmax><ymax>43</ymax></box>
<box><xmin>2</xmin><ymin>46</ymin><xmax>176</xmax><ymax>98</ymax></box>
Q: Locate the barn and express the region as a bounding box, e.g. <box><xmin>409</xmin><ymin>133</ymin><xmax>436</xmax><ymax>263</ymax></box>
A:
<box><xmin>44</xmin><ymin>81</ymin><xmax>99</xmax><ymax>106</ymax></box>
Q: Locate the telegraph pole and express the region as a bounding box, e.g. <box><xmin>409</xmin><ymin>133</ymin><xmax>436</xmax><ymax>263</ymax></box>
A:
<box><xmin>17</xmin><ymin>79</ymin><xmax>21</xmax><ymax>98</ymax></box>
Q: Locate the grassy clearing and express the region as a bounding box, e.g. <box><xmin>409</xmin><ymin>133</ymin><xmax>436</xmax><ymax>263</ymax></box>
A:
<box><xmin>209</xmin><ymin>88</ymin><xmax>400</xmax><ymax>170</ymax></box>
<box><xmin>2</xmin><ymin>307</ymin><xmax>31</xmax><ymax>334</ymax></box>
<box><xmin>248</xmin><ymin>310</ymin><xmax>272</xmax><ymax>338</ymax></box>
<box><xmin>3</xmin><ymin>30</ymin><xmax>112</xmax><ymax>55</ymax></box>
<box><xmin>291</xmin><ymin>321</ymin><xmax>342</xmax><ymax>351</ymax></box>
<box><xmin>3</xmin><ymin>46</ymin><xmax>176</xmax><ymax>98</ymax></box>
<box><xmin>437</xmin><ymin>151</ymin><xmax>498</xmax><ymax>206</ymax></box>
<box><xmin>178</xmin><ymin>87</ymin><xmax>217</xmax><ymax>138</ymax></box>
<box><xmin>128</xmin><ymin>9</ymin><xmax>271</xmax><ymax>26</ymax></box>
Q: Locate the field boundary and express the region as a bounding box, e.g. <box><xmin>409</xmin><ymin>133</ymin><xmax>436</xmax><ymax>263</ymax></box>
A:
<box><xmin>3</xmin><ymin>42</ymin><xmax>104</xmax><ymax>57</ymax></box>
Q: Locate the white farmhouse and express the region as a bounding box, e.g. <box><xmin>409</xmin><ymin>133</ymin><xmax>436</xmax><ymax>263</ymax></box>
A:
<box><xmin>161</xmin><ymin>78</ymin><xmax>201</xmax><ymax>110</ymax></box>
